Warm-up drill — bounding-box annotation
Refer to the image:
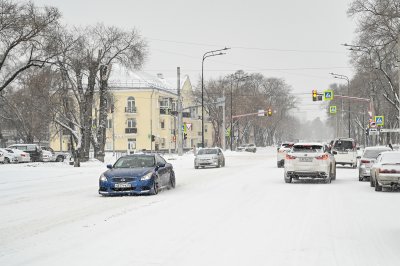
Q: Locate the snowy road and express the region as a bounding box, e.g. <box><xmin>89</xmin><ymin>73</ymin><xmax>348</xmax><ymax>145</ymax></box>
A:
<box><xmin>1</xmin><ymin>148</ymin><xmax>400</xmax><ymax>266</ymax></box>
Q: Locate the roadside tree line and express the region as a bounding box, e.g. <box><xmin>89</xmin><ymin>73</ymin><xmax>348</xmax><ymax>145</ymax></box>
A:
<box><xmin>0</xmin><ymin>0</ymin><xmax>147</xmax><ymax>166</ymax></box>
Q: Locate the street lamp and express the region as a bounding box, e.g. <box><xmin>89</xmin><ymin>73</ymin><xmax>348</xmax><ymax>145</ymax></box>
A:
<box><xmin>201</xmin><ymin>47</ymin><xmax>230</xmax><ymax>148</ymax></box>
<box><xmin>228</xmin><ymin>74</ymin><xmax>249</xmax><ymax>151</ymax></box>
<box><xmin>330</xmin><ymin>72</ymin><xmax>351</xmax><ymax>138</ymax></box>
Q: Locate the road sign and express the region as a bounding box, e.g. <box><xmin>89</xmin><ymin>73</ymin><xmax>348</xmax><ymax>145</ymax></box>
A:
<box><xmin>257</xmin><ymin>110</ymin><xmax>265</xmax><ymax>117</ymax></box>
<box><xmin>323</xmin><ymin>90</ymin><xmax>334</xmax><ymax>101</ymax></box>
<box><xmin>374</xmin><ymin>116</ymin><xmax>384</xmax><ymax>126</ymax></box>
<box><xmin>329</xmin><ymin>106</ymin><xmax>337</xmax><ymax>114</ymax></box>
<box><xmin>369</xmin><ymin>120</ymin><xmax>376</xmax><ymax>128</ymax></box>
<box><xmin>368</xmin><ymin>128</ymin><xmax>379</xmax><ymax>135</ymax></box>
<box><xmin>380</xmin><ymin>128</ymin><xmax>400</xmax><ymax>133</ymax></box>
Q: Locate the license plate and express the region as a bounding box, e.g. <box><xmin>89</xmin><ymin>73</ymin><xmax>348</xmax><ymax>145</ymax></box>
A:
<box><xmin>299</xmin><ymin>157</ymin><xmax>313</xmax><ymax>162</ymax></box>
<box><xmin>114</xmin><ymin>183</ymin><xmax>131</xmax><ymax>188</ymax></box>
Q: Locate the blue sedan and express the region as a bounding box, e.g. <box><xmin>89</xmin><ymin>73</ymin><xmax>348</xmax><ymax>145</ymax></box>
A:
<box><xmin>99</xmin><ymin>154</ymin><xmax>175</xmax><ymax>196</ymax></box>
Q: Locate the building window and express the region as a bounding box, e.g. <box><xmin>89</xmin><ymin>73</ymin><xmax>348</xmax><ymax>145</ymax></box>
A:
<box><xmin>126</xmin><ymin>96</ymin><xmax>136</xmax><ymax>113</ymax></box>
<box><xmin>106</xmin><ymin>119</ymin><xmax>112</xmax><ymax>129</ymax></box>
<box><xmin>160</xmin><ymin>120</ymin><xmax>165</xmax><ymax>129</ymax></box>
<box><xmin>128</xmin><ymin>138</ymin><xmax>136</xmax><ymax>150</ymax></box>
<box><xmin>106</xmin><ymin>142</ymin><xmax>112</xmax><ymax>151</ymax></box>
<box><xmin>127</xmin><ymin>118</ymin><xmax>136</xmax><ymax>128</ymax></box>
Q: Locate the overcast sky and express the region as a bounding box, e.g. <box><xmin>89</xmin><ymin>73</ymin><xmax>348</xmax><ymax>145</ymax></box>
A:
<box><xmin>34</xmin><ymin>0</ymin><xmax>357</xmax><ymax>120</ymax></box>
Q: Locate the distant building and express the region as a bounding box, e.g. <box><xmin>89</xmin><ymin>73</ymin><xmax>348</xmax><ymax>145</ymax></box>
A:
<box><xmin>49</xmin><ymin>74</ymin><xmax>214</xmax><ymax>152</ymax></box>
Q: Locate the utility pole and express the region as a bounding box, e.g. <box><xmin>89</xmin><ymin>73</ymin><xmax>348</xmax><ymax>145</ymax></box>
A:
<box><xmin>177</xmin><ymin>67</ymin><xmax>183</xmax><ymax>156</ymax></box>
<box><xmin>222</xmin><ymin>92</ymin><xmax>226</xmax><ymax>151</ymax></box>
<box><xmin>398</xmin><ymin>34</ymin><xmax>400</xmax><ymax>131</ymax></box>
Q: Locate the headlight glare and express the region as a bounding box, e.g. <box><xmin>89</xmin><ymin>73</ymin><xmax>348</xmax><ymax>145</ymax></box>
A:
<box><xmin>100</xmin><ymin>174</ymin><xmax>108</xmax><ymax>182</ymax></box>
<box><xmin>141</xmin><ymin>172</ymin><xmax>153</xmax><ymax>181</ymax></box>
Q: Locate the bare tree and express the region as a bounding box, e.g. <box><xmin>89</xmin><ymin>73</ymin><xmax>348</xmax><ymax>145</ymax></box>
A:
<box><xmin>0</xmin><ymin>0</ymin><xmax>62</xmax><ymax>92</ymax></box>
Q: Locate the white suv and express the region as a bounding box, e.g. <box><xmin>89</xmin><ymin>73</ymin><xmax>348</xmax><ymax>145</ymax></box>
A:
<box><xmin>284</xmin><ymin>143</ymin><xmax>336</xmax><ymax>183</ymax></box>
<box><xmin>277</xmin><ymin>142</ymin><xmax>294</xmax><ymax>168</ymax></box>
<box><xmin>331</xmin><ymin>138</ymin><xmax>357</xmax><ymax>168</ymax></box>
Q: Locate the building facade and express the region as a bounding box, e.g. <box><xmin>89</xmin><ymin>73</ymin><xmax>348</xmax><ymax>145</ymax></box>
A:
<box><xmin>49</xmin><ymin>76</ymin><xmax>214</xmax><ymax>153</ymax></box>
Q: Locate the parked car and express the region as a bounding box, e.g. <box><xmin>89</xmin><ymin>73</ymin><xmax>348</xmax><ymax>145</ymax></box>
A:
<box><xmin>40</xmin><ymin>146</ymin><xmax>69</xmax><ymax>162</ymax></box>
<box><xmin>7</xmin><ymin>144</ymin><xmax>43</xmax><ymax>162</ymax></box>
<box><xmin>0</xmin><ymin>148</ymin><xmax>19</xmax><ymax>164</ymax></box>
<box><xmin>237</xmin><ymin>144</ymin><xmax>256</xmax><ymax>153</ymax></box>
<box><xmin>0</xmin><ymin>150</ymin><xmax>4</xmax><ymax>163</ymax></box>
<box><xmin>41</xmin><ymin>150</ymin><xmax>52</xmax><ymax>162</ymax></box>
<box><xmin>277</xmin><ymin>142</ymin><xmax>294</xmax><ymax>168</ymax></box>
<box><xmin>370</xmin><ymin>151</ymin><xmax>400</xmax><ymax>191</ymax></box>
<box><xmin>99</xmin><ymin>153</ymin><xmax>175</xmax><ymax>196</ymax></box>
<box><xmin>284</xmin><ymin>142</ymin><xmax>336</xmax><ymax>183</ymax></box>
<box><xmin>331</xmin><ymin>138</ymin><xmax>358</xmax><ymax>168</ymax></box>
<box><xmin>5</xmin><ymin>148</ymin><xmax>30</xmax><ymax>163</ymax></box>
<box><xmin>358</xmin><ymin>146</ymin><xmax>392</xmax><ymax>181</ymax></box>
<box><xmin>194</xmin><ymin>147</ymin><xmax>225</xmax><ymax>169</ymax></box>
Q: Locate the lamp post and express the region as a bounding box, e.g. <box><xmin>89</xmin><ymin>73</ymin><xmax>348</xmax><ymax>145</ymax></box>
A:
<box><xmin>228</xmin><ymin>74</ymin><xmax>249</xmax><ymax>151</ymax></box>
<box><xmin>201</xmin><ymin>47</ymin><xmax>230</xmax><ymax>148</ymax></box>
<box><xmin>330</xmin><ymin>72</ymin><xmax>351</xmax><ymax>138</ymax></box>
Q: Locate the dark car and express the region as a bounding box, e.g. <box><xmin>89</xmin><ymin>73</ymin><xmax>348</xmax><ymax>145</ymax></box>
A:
<box><xmin>99</xmin><ymin>154</ymin><xmax>175</xmax><ymax>196</ymax></box>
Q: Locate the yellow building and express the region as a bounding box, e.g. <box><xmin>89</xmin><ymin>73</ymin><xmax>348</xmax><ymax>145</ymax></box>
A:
<box><xmin>50</xmin><ymin>75</ymin><xmax>214</xmax><ymax>153</ymax></box>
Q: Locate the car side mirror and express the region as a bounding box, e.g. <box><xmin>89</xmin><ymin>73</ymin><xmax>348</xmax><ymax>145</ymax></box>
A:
<box><xmin>107</xmin><ymin>164</ymin><xmax>113</xmax><ymax>169</ymax></box>
<box><xmin>332</xmin><ymin>151</ymin><xmax>338</xmax><ymax>155</ymax></box>
<box><xmin>157</xmin><ymin>162</ymin><xmax>165</xmax><ymax>168</ymax></box>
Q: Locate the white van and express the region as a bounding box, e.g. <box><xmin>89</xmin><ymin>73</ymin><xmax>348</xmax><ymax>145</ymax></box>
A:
<box><xmin>331</xmin><ymin>138</ymin><xmax>357</xmax><ymax>168</ymax></box>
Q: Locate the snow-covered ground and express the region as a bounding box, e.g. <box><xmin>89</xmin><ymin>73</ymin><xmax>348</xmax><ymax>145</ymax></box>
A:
<box><xmin>1</xmin><ymin>147</ymin><xmax>400</xmax><ymax>266</ymax></box>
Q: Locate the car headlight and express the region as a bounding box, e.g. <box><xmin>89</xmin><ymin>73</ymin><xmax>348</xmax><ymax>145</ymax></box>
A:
<box><xmin>99</xmin><ymin>174</ymin><xmax>108</xmax><ymax>182</ymax></box>
<box><xmin>141</xmin><ymin>172</ymin><xmax>153</xmax><ymax>181</ymax></box>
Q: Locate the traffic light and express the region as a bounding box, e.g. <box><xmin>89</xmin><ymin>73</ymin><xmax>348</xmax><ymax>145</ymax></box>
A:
<box><xmin>151</xmin><ymin>135</ymin><xmax>155</xmax><ymax>142</ymax></box>
<box><xmin>183</xmin><ymin>133</ymin><xmax>187</xmax><ymax>140</ymax></box>
<box><xmin>267</xmin><ymin>108</ymin><xmax>272</xmax><ymax>116</ymax></box>
<box><xmin>312</xmin><ymin>90</ymin><xmax>317</xmax><ymax>101</ymax></box>
<box><xmin>365</xmin><ymin>128</ymin><xmax>369</xmax><ymax>136</ymax></box>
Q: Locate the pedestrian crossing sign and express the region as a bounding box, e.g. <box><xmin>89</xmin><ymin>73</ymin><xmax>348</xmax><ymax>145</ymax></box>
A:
<box><xmin>329</xmin><ymin>106</ymin><xmax>337</xmax><ymax>114</ymax></box>
<box><xmin>324</xmin><ymin>90</ymin><xmax>334</xmax><ymax>101</ymax></box>
<box><xmin>374</xmin><ymin>116</ymin><xmax>384</xmax><ymax>126</ymax></box>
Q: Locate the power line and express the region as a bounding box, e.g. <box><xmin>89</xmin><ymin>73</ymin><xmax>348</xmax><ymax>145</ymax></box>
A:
<box><xmin>147</xmin><ymin>37</ymin><xmax>346</xmax><ymax>54</ymax></box>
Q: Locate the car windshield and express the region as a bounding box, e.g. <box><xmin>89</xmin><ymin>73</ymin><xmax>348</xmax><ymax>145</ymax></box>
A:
<box><xmin>282</xmin><ymin>143</ymin><xmax>293</xmax><ymax>148</ymax></box>
<box><xmin>380</xmin><ymin>153</ymin><xmax>400</xmax><ymax>164</ymax></box>
<box><xmin>292</xmin><ymin>145</ymin><xmax>323</xmax><ymax>153</ymax></box>
<box><xmin>197</xmin><ymin>149</ymin><xmax>218</xmax><ymax>155</ymax></box>
<box><xmin>114</xmin><ymin>156</ymin><xmax>155</xmax><ymax>168</ymax></box>
<box><xmin>363</xmin><ymin>149</ymin><xmax>390</xmax><ymax>159</ymax></box>
<box><xmin>333</xmin><ymin>140</ymin><xmax>354</xmax><ymax>151</ymax></box>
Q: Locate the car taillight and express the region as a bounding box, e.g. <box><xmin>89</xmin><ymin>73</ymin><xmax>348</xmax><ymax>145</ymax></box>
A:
<box><xmin>315</xmin><ymin>154</ymin><xmax>329</xmax><ymax>160</ymax></box>
<box><xmin>21</xmin><ymin>154</ymin><xmax>26</xmax><ymax>157</ymax></box>
<box><xmin>286</xmin><ymin>154</ymin><xmax>296</xmax><ymax>160</ymax></box>
<box><xmin>379</xmin><ymin>168</ymin><xmax>400</xmax><ymax>174</ymax></box>
<box><xmin>360</xmin><ymin>160</ymin><xmax>370</xmax><ymax>164</ymax></box>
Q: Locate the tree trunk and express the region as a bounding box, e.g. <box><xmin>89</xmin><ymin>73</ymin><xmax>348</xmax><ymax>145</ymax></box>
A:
<box><xmin>95</xmin><ymin>64</ymin><xmax>109</xmax><ymax>162</ymax></box>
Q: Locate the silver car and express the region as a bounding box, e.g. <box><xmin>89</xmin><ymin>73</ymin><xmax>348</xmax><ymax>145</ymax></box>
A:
<box><xmin>358</xmin><ymin>146</ymin><xmax>391</xmax><ymax>181</ymax></box>
<box><xmin>284</xmin><ymin>143</ymin><xmax>336</xmax><ymax>183</ymax></box>
<box><xmin>194</xmin><ymin>148</ymin><xmax>225</xmax><ymax>169</ymax></box>
<box><xmin>370</xmin><ymin>151</ymin><xmax>400</xmax><ymax>191</ymax></box>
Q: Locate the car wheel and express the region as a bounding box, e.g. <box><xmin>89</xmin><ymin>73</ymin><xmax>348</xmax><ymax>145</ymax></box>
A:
<box><xmin>216</xmin><ymin>160</ymin><xmax>221</xmax><ymax>168</ymax></box>
<box><xmin>284</xmin><ymin>174</ymin><xmax>292</xmax><ymax>183</ymax></box>
<box><xmin>325</xmin><ymin>169</ymin><xmax>332</xmax><ymax>184</ymax></box>
<box><xmin>56</xmin><ymin>156</ymin><xmax>64</xmax><ymax>162</ymax></box>
<box><xmin>169</xmin><ymin>172</ymin><xmax>176</xmax><ymax>189</ymax></box>
<box><xmin>352</xmin><ymin>164</ymin><xmax>357</xmax><ymax>169</ymax></box>
<box><xmin>4</xmin><ymin>157</ymin><xmax>10</xmax><ymax>164</ymax></box>
<box><xmin>331</xmin><ymin>165</ymin><xmax>336</xmax><ymax>180</ymax></box>
<box><xmin>359</xmin><ymin>175</ymin><xmax>364</xmax><ymax>182</ymax></box>
<box><xmin>150</xmin><ymin>180</ymin><xmax>159</xmax><ymax>195</ymax></box>
<box><xmin>194</xmin><ymin>166</ymin><xmax>199</xmax><ymax>169</ymax></box>
<box><xmin>370</xmin><ymin>176</ymin><xmax>375</xmax><ymax>187</ymax></box>
<box><xmin>375</xmin><ymin>180</ymin><xmax>382</xmax><ymax>191</ymax></box>
<box><xmin>222</xmin><ymin>159</ymin><xmax>225</xmax><ymax>167</ymax></box>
